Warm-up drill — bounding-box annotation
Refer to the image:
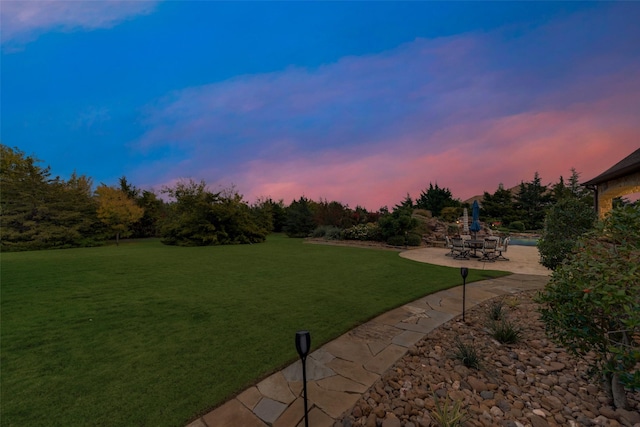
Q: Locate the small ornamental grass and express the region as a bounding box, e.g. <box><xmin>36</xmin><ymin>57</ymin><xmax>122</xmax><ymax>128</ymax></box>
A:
<box><xmin>490</xmin><ymin>318</ymin><xmax>523</xmax><ymax>344</ymax></box>
<box><xmin>431</xmin><ymin>393</ymin><xmax>469</xmax><ymax>427</ymax></box>
<box><xmin>487</xmin><ymin>299</ymin><xmax>505</xmax><ymax>321</ymax></box>
<box><xmin>504</xmin><ymin>296</ymin><xmax>520</xmax><ymax>309</ymax></box>
<box><xmin>453</xmin><ymin>337</ymin><xmax>481</xmax><ymax>370</ymax></box>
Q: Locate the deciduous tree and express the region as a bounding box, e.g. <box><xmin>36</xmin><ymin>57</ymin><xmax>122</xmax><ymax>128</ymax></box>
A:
<box><xmin>160</xmin><ymin>180</ymin><xmax>267</xmax><ymax>246</ymax></box>
<box><xmin>95</xmin><ymin>185</ymin><xmax>144</xmax><ymax>245</ymax></box>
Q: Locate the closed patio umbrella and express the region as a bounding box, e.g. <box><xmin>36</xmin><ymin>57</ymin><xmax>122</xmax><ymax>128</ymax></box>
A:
<box><xmin>470</xmin><ymin>200</ymin><xmax>481</xmax><ymax>238</ymax></box>
<box><xmin>462</xmin><ymin>208</ymin><xmax>469</xmax><ymax>235</ymax></box>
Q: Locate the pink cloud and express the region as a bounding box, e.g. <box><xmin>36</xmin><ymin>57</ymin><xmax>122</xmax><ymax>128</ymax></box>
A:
<box><xmin>1</xmin><ymin>0</ymin><xmax>159</xmax><ymax>49</ymax></box>
<box><xmin>132</xmin><ymin>4</ymin><xmax>640</xmax><ymax>210</ymax></box>
<box><xmin>227</xmin><ymin>94</ymin><xmax>639</xmax><ymax>210</ymax></box>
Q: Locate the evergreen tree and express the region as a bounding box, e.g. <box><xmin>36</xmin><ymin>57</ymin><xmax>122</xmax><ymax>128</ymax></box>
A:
<box><xmin>250</xmin><ymin>197</ymin><xmax>275</xmax><ymax>234</ymax></box>
<box><xmin>1</xmin><ymin>145</ymin><xmax>103</xmax><ymax>250</ymax></box>
<box><xmin>284</xmin><ymin>197</ymin><xmax>316</xmax><ymax>238</ymax></box>
<box><xmin>118</xmin><ymin>176</ymin><xmax>140</xmax><ymax>199</ymax></box>
<box><xmin>118</xmin><ymin>176</ymin><xmax>164</xmax><ymax>238</ymax></box>
<box><xmin>550</xmin><ymin>176</ymin><xmax>570</xmax><ymax>202</ymax></box>
<box><xmin>133</xmin><ymin>190</ymin><xmax>165</xmax><ymax>238</ymax></box>
<box><xmin>539</xmin><ymin>169</ymin><xmax>596</xmax><ymax>270</ymax></box>
<box><xmin>567</xmin><ymin>168</ymin><xmax>594</xmax><ymax>204</ymax></box>
<box><xmin>538</xmin><ymin>197</ymin><xmax>596</xmax><ymax>270</ymax></box>
<box><xmin>480</xmin><ymin>184</ymin><xmax>517</xmax><ymax>226</ymax></box>
<box><xmin>256</xmin><ymin>198</ymin><xmax>287</xmax><ymax>233</ymax></box>
<box><xmin>514</xmin><ymin>172</ymin><xmax>552</xmax><ymax>230</ymax></box>
<box><xmin>1</xmin><ymin>145</ymin><xmax>52</xmax><ymax>250</ymax></box>
<box><xmin>49</xmin><ymin>172</ymin><xmax>103</xmax><ymax>246</ymax></box>
<box><xmin>550</xmin><ymin>169</ymin><xmax>593</xmax><ymax>204</ymax></box>
<box><xmin>415</xmin><ymin>183</ymin><xmax>459</xmax><ymax>217</ymax></box>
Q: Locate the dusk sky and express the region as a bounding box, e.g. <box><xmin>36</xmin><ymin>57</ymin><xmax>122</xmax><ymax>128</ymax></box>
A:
<box><xmin>2</xmin><ymin>1</ymin><xmax>639</xmax><ymax>210</ymax></box>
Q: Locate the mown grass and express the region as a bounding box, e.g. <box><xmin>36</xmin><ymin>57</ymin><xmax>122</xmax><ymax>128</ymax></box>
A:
<box><xmin>1</xmin><ymin>235</ymin><xmax>508</xmax><ymax>427</ymax></box>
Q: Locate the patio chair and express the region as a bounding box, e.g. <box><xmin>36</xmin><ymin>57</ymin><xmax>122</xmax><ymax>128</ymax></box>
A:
<box><xmin>451</xmin><ymin>237</ymin><xmax>469</xmax><ymax>259</ymax></box>
<box><xmin>445</xmin><ymin>236</ymin><xmax>454</xmax><ymax>256</ymax></box>
<box><xmin>496</xmin><ymin>236</ymin><xmax>510</xmax><ymax>261</ymax></box>
<box><xmin>479</xmin><ymin>238</ymin><xmax>498</xmax><ymax>262</ymax></box>
<box><xmin>486</xmin><ymin>236</ymin><xmax>500</xmax><ymax>244</ymax></box>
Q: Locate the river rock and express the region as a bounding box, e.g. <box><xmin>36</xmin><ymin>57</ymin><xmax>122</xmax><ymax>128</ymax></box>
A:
<box><xmin>381</xmin><ymin>415</ymin><xmax>400</xmax><ymax>427</ymax></box>
<box><xmin>334</xmin><ymin>292</ymin><xmax>640</xmax><ymax>427</ymax></box>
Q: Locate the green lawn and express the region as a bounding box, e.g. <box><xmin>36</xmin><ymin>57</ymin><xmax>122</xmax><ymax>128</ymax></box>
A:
<box><xmin>0</xmin><ymin>235</ymin><xmax>509</xmax><ymax>427</ymax></box>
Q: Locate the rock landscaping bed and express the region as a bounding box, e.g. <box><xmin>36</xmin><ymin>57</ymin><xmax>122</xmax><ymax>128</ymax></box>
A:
<box><xmin>335</xmin><ymin>291</ymin><xmax>640</xmax><ymax>427</ymax></box>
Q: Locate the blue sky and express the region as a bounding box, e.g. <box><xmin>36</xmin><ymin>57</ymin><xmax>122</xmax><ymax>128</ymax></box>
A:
<box><xmin>2</xmin><ymin>1</ymin><xmax>639</xmax><ymax>209</ymax></box>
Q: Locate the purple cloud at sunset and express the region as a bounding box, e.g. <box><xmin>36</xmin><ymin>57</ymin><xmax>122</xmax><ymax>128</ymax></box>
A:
<box><xmin>133</xmin><ymin>6</ymin><xmax>639</xmax><ymax>209</ymax></box>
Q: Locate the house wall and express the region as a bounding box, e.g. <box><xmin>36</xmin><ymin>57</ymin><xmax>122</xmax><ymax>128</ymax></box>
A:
<box><xmin>596</xmin><ymin>170</ymin><xmax>640</xmax><ymax>217</ymax></box>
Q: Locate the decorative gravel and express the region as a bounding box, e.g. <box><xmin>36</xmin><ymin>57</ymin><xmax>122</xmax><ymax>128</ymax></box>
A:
<box><xmin>335</xmin><ymin>291</ymin><xmax>640</xmax><ymax>427</ymax></box>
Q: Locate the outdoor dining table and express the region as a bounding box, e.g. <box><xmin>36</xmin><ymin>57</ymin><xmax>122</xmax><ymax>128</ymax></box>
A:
<box><xmin>465</xmin><ymin>239</ymin><xmax>484</xmax><ymax>258</ymax></box>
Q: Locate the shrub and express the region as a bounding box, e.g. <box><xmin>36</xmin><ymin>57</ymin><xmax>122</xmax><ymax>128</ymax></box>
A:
<box><xmin>509</xmin><ymin>221</ymin><xmax>525</xmax><ymax>232</ymax></box>
<box><xmin>406</xmin><ymin>233</ymin><xmax>422</xmax><ymax>246</ymax></box>
<box><xmin>311</xmin><ymin>227</ymin><xmax>325</xmax><ymax>238</ymax></box>
<box><xmin>387</xmin><ymin>235</ymin><xmax>407</xmax><ymax>246</ymax></box>
<box><xmin>489</xmin><ymin>319</ymin><xmax>522</xmax><ymax>344</ymax></box>
<box><xmin>378</xmin><ymin>200</ymin><xmax>418</xmax><ymax>241</ymax></box>
<box><xmin>536</xmin><ymin>205</ymin><xmax>640</xmax><ymax>408</ymax></box>
<box><xmin>342</xmin><ymin>223</ymin><xmax>381</xmax><ymax>241</ymax></box>
<box><xmin>312</xmin><ymin>225</ymin><xmax>342</xmax><ymax>240</ymax></box>
<box><xmin>453</xmin><ymin>338</ymin><xmax>481</xmax><ymax>369</ymax></box>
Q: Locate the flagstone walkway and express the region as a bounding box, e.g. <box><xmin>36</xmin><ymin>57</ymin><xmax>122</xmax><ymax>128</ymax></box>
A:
<box><xmin>186</xmin><ymin>271</ymin><xmax>548</xmax><ymax>427</ymax></box>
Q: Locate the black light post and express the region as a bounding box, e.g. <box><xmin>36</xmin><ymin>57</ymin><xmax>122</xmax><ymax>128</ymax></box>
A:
<box><xmin>295</xmin><ymin>330</ymin><xmax>311</xmax><ymax>427</ymax></box>
<box><xmin>460</xmin><ymin>267</ymin><xmax>469</xmax><ymax>322</ymax></box>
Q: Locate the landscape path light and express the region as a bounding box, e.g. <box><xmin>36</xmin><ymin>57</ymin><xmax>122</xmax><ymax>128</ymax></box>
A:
<box><xmin>295</xmin><ymin>330</ymin><xmax>311</xmax><ymax>427</ymax></box>
<box><xmin>460</xmin><ymin>267</ymin><xmax>469</xmax><ymax>322</ymax></box>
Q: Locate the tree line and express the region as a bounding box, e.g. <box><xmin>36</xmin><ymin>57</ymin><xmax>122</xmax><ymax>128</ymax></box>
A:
<box><xmin>2</xmin><ymin>143</ymin><xmax>634</xmax><ymax>252</ymax></box>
